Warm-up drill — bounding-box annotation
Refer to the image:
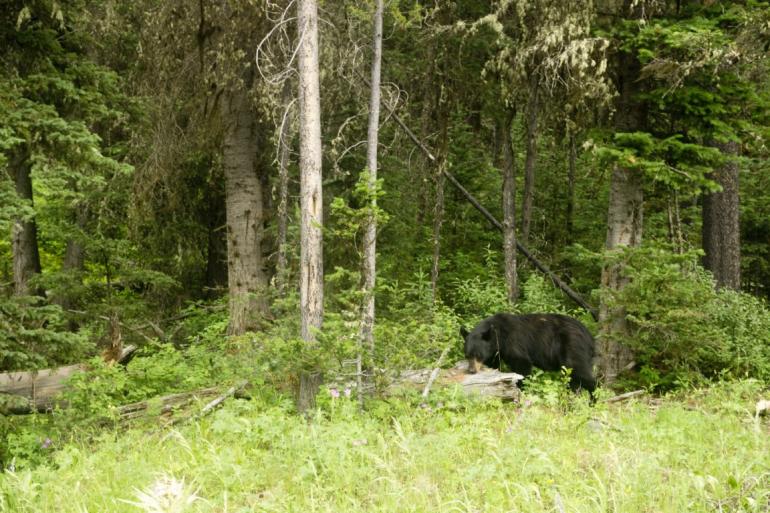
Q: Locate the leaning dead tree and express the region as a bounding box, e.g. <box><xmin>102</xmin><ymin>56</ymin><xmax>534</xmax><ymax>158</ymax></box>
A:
<box><xmin>378</xmin><ymin>92</ymin><xmax>598</xmax><ymax>319</ymax></box>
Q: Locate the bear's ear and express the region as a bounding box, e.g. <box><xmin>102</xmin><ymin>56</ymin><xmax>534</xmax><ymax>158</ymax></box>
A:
<box><xmin>460</xmin><ymin>326</ymin><xmax>469</xmax><ymax>339</ymax></box>
<box><xmin>480</xmin><ymin>324</ymin><xmax>493</xmax><ymax>340</ymax></box>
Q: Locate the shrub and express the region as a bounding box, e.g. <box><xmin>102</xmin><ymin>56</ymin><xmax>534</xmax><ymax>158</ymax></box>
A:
<box><xmin>604</xmin><ymin>246</ymin><xmax>770</xmax><ymax>389</ymax></box>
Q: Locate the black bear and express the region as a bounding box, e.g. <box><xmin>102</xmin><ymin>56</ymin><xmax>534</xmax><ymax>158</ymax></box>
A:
<box><xmin>460</xmin><ymin>313</ymin><xmax>597</xmax><ymax>401</ymax></box>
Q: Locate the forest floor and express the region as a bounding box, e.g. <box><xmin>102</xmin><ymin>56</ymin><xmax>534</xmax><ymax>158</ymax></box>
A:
<box><xmin>1</xmin><ymin>380</ymin><xmax>769</xmax><ymax>513</ymax></box>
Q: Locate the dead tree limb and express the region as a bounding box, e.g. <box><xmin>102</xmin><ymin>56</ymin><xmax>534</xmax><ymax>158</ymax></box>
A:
<box><xmin>603</xmin><ymin>389</ymin><xmax>645</xmax><ymax>404</ymax></box>
<box><xmin>421</xmin><ymin>346</ymin><xmax>450</xmax><ymax>399</ymax></box>
<box><xmin>381</xmin><ymin>94</ymin><xmax>598</xmax><ymax>320</ymax></box>
<box><xmin>117</xmin><ymin>387</ymin><xmax>221</xmax><ymax>420</ymax></box>
<box><xmin>164</xmin><ymin>380</ymin><xmax>249</xmax><ymax>432</ymax></box>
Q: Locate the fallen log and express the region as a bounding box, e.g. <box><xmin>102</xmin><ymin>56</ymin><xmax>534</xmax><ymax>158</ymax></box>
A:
<box><xmin>166</xmin><ymin>380</ymin><xmax>249</xmax><ymax>428</ymax></box>
<box><xmin>394</xmin><ymin>361</ymin><xmax>523</xmax><ymax>401</ymax></box>
<box><xmin>0</xmin><ymin>345</ymin><xmax>137</xmax><ymax>414</ymax></box>
<box><xmin>117</xmin><ymin>387</ymin><xmax>221</xmax><ymax>421</ymax></box>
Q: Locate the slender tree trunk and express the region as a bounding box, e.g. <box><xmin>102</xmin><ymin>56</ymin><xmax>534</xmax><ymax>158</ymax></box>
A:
<box><xmin>276</xmin><ymin>81</ymin><xmax>294</xmax><ymax>295</ymax></box>
<box><xmin>221</xmin><ymin>88</ymin><xmax>269</xmax><ymax>335</ymax></box>
<box><xmin>702</xmin><ymin>141</ymin><xmax>740</xmax><ymax>290</ymax></box>
<box><xmin>566</xmin><ymin>132</ymin><xmax>577</xmax><ymax>245</ymax></box>
<box><xmin>500</xmin><ymin>108</ymin><xmax>518</xmax><ymax>305</ymax></box>
<box><xmin>521</xmin><ymin>77</ymin><xmax>539</xmax><ymax>243</ymax></box>
<box><xmin>53</xmin><ymin>206</ymin><xmax>88</xmax><ymax>321</ymax></box>
<box><xmin>599</xmin><ymin>46</ymin><xmax>645</xmax><ymax>384</ymax></box>
<box><xmin>430</xmin><ymin>160</ymin><xmax>446</xmax><ymax>305</ymax></box>
<box><xmin>297</xmin><ymin>0</ymin><xmax>324</xmax><ymax>413</ymax></box>
<box><xmin>360</xmin><ymin>0</ymin><xmax>383</xmax><ymax>389</ymax></box>
<box><xmin>667</xmin><ymin>190</ymin><xmax>684</xmax><ymax>255</ymax></box>
<box><xmin>9</xmin><ymin>146</ymin><xmax>42</xmax><ymax>296</ymax></box>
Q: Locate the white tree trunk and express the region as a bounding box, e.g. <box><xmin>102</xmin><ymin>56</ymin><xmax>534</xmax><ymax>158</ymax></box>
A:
<box><xmin>297</xmin><ymin>0</ymin><xmax>324</xmax><ymax>412</ymax></box>
<box><xmin>360</xmin><ymin>0</ymin><xmax>383</xmax><ymax>365</ymax></box>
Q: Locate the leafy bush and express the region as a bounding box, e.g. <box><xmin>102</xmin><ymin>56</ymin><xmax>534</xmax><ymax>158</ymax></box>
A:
<box><xmin>604</xmin><ymin>246</ymin><xmax>770</xmax><ymax>389</ymax></box>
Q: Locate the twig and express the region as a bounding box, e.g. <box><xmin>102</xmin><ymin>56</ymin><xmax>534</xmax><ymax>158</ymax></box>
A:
<box><xmin>603</xmin><ymin>389</ymin><xmax>645</xmax><ymax>404</ymax></box>
<box><xmin>421</xmin><ymin>347</ymin><xmax>450</xmax><ymax>399</ymax></box>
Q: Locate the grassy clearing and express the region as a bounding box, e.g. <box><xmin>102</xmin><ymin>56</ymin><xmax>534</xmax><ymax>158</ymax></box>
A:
<box><xmin>1</xmin><ymin>382</ymin><xmax>769</xmax><ymax>513</ymax></box>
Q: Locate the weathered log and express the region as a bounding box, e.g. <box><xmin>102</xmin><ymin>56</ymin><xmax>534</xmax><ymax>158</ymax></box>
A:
<box><xmin>117</xmin><ymin>387</ymin><xmax>221</xmax><ymax>420</ymax></box>
<box><xmin>167</xmin><ymin>380</ymin><xmax>248</xmax><ymax>427</ymax></box>
<box><xmin>0</xmin><ymin>345</ymin><xmax>137</xmax><ymax>414</ymax></box>
<box><xmin>394</xmin><ymin>361</ymin><xmax>523</xmax><ymax>401</ymax></box>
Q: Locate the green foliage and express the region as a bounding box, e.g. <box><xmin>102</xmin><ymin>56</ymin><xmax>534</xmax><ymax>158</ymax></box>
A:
<box><xmin>603</xmin><ymin>246</ymin><xmax>770</xmax><ymax>390</ymax></box>
<box><xmin>0</xmin><ymin>295</ymin><xmax>88</xmax><ymax>370</ymax></box>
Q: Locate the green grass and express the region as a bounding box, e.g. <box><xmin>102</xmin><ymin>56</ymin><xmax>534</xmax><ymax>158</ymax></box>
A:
<box><xmin>1</xmin><ymin>383</ymin><xmax>769</xmax><ymax>513</ymax></box>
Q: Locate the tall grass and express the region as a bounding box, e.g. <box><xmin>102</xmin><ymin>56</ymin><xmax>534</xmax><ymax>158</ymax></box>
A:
<box><xmin>1</xmin><ymin>381</ymin><xmax>768</xmax><ymax>512</ymax></box>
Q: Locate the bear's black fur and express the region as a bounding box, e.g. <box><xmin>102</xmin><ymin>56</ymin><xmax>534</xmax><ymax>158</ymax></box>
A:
<box><xmin>460</xmin><ymin>313</ymin><xmax>597</xmax><ymax>401</ymax></box>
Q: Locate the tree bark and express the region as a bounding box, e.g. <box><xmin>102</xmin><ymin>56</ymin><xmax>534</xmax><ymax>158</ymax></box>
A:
<box><xmin>500</xmin><ymin>108</ymin><xmax>518</xmax><ymax>305</ymax></box>
<box><xmin>430</xmin><ymin>113</ymin><xmax>449</xmax><ymax>304</ymax></box>
<box><xmin>702</xmin><ymin>141</ymin><xmax>740</xmax><ymax>290</ymax></box>
<box><xmin>430</xmin><ymin>161</ymin><xmax>446</xmax><ymax>305</ymax></box>
<box><xmin>297</xmin><ymin>0</ymin><xmax>324</xmax><ymax>412</ymax></box>
<box><xmin>667</xmin><ymin>189</ymin><xmax>684</xmax><ymax>255</ymax></box>
<box><xmin>598</xmin><ymin>45</ymin><xmax>645</xmax><ymax>384</ymax></box>
<box><xmin>221</xmin><ymin>88</ymin><xmax>269</xmax><ymax>335</ymax></box>
<box><xmin>276</xmin><ymin>81</ymin><xmax>294</xmax><ymax>296</ymax></box>
<box><xmin>566</xmin><ymin>132</ymin><xmax>577</xmax><ymax>245</ymax></box>
<box><xmin>9</xmin><ymin>146</ymin><xmax>42</xmax><ymax>296</ymax></box>
<box><xmin>360</xmin><ymin>0</ymin><xmax>383</xmax><ymax>366</ymax></box>
<box><xmin>521</xmin><ymin>78</ymin><xmax>539</xmax><ymax>244</ymax></box>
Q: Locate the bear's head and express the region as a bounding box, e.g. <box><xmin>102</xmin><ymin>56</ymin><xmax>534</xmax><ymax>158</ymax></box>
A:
<box><xmin>460</xmin><ymin>320</ymin><xmax>498</xmax><ymax>374</ymax></box>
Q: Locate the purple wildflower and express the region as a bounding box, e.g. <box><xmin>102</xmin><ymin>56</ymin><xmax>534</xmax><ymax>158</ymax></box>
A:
<box><xmin>41</xmin><ymin>438</ymin><xmax>52</xmax><ymax>449</ymax></box>
<box><xmin>344</xmin><ymin>387</ymin><xmax>351</xmax><ymax>398</ymax></box>
<box><xmin>329</xmin><ymin>388</ymin><xmax>340</xmax><ymax>399</ymax></box>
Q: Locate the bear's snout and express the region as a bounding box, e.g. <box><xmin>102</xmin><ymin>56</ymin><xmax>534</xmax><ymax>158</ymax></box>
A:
<box><xmin>467</xmin><ymin>358</ymin><xmax>482</xmax><ymax>374</ymax></box>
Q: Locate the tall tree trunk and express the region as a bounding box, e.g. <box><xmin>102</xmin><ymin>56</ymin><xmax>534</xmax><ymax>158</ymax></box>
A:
<box><xmin>702</xmin><ymin>141</ymin><xmax>740</xmax><ymax>290</ymax></box>
<box><xmin>221</xmin><ymin>88</ymin><xmax>269</xmax><ymax>335</ymax></box>
<box><xmin>566</xmin><ymin>132</ymin><xmax>577</xmax><ymax>245</ymax></box>
<box><xmin>9</xmin><ymin>146</ymin><xmax>42</xmax><ymax>296</ymax></box>
<box><xmin>276</xmin><ymin>81</ymin><xmax>294</xmax><ymax>296</ymax></box>
<box><xmin>430</xmin><ymin>160</ymin><xmax>446</xmax><ymax>305</ymax></box>
<box><xmin>297</xmin><ymin>0</ymin><xmax>324</xmax><ymax>413</ymax></box>
<box><xmin>521</xmin><ymin>77</ymin><xmax>539</xmax><ymax>243</ymax></box>
<box><xmin>667</xmin><ymin>189</ymin><xmax>684</xmax><ymax>255</ymax></box>
<box><xmin>598</xmin><ymin>47</ymin><xmax>645</xmax><ymax>385</ymax></box>
<box><xmin>500</xmin><ymin>108</ymin><xmax>518</xmax><ymax>305</ymax></box>
<box><xmin>360</xmin><ymin>0</ymin><xmax>383</xmax><ymax>388</ymax></box>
